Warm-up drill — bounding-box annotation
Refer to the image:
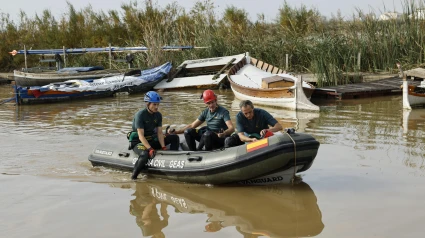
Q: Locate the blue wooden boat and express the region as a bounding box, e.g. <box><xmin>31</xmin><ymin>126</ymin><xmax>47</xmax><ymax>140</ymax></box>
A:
<box><xmin>15</xmin><ymin>62</ymin><xmax>172</xmax><ymax>105</ymax></box>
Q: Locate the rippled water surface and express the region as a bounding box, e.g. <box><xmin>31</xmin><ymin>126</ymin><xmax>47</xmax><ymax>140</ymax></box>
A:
<box><xmin>1</xmin><ymin>84</ymin><xmax>425</xmax><ymax>237</ymax></box>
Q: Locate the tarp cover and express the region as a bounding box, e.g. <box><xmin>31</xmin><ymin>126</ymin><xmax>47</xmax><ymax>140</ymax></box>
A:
<box><xmin>30</xmin><ymin>62</ymin><xmax>172</xmax><ymax>93</ymax></box>
<box><xmin>57</xmin><ymin>66</ymin><xmax>105</xmax><ymax>73</ymax></box>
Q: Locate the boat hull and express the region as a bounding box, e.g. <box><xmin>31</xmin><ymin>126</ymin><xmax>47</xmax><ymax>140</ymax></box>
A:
<box><xmin>407</xmin><ymin>85</ymin><xmax>425</xmax><ymax>107</ymax></box>
<box><xmin>15</xmin><ymin>63</ymin><xmax>172</xmax><ymax>104</ymax></box>
<box><xmin>88</xmin><ymin>132</ymin><xmax>320</xmax><ymax>185</ymax></box>
<box><xmin>14</xmin><ymin>69</ymin><xmax>122</xmax><ymax>86</ymax></box>
<box><xmin>227</xmin><ymin>55</ymin><xmax>319</xmax><ymax>111</ymax></box>
<box><xmin>16</xmin><ymin>77</ymin><xmax>162</xmax><ymax>104</ymax></box>
<box><xmin>154</xmin><ymin>54</ymin><xmax>245</xmax><ymax>90</ymax></box>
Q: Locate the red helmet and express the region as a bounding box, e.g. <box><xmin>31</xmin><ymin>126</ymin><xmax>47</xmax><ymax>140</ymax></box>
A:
<box><xmin>201</xmin><ymin>89</ymin><xmax>217</xmax><ymax>103</ymax></box>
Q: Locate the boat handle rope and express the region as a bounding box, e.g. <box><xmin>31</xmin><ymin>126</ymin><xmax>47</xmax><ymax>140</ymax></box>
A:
<box><xmin>284</xmin><ymin>131</ymin><xmax>297</xmax><ymax>184</ymax></box>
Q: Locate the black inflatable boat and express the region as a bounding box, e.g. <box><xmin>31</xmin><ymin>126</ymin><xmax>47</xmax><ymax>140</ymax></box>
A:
<box><xmin>88</xmin><ymin>131</ymin><xmax>320</xmax><ymax>185</ymax></box>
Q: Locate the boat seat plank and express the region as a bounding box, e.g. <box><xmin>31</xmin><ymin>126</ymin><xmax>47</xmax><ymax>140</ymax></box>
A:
<box><xmin>257</xmin><ymin>60</ymin><xmax>264</xmax><ymax>69</ymax></box>
<box><xmin>250</xmin><ymin>58</ymin><xmax>258</xmax><ymax>66</ymax></box>
<box><xmin>154</xmin><ymin>74</ymin><xmax>225</xmax><ymax>89</ymax></box>
<box><xmin>230</xmin><ymin>75</ymin><xmax>260</xmax><ymax>88</ymax></box>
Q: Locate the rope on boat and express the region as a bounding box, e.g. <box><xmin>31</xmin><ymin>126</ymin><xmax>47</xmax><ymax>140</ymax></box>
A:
<box><xmin>285</xmin><ymin>132</ymin><xmax>297</xmax><ymax>184</ymax></box>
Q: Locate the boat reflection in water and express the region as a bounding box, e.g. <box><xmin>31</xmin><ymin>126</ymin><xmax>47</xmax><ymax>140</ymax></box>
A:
<box><xmin>129</xmin><ymin>181</ymin><xmax>324</xmax><ymax>237</ymax></box>
<box><xmin>402</xmin><ymin>108</ymin><xmax>425</xmax><ymax>134</ymax></box>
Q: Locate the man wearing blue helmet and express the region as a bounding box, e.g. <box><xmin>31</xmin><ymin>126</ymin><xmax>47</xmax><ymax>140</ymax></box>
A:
<box><xmin>129</xmin><ymin>91</ymin><xmax>180</xmax><ymax>180</ymax></box>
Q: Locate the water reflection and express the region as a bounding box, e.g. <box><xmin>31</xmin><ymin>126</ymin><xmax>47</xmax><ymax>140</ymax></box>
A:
<box><xmin>129</xmin><ymin>181</ymin><xmax>324</xmax><ymax>237</ymax></box>
<box><xmin>402</xmin><ymin>109</ymin><xmax>425</xmax><ymax>134</ymax></box>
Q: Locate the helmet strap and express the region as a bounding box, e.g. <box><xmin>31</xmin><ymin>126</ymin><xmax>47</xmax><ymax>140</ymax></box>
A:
<box><xmin>146</xmin><ymin>102</ymin><xmax>154</xmax><ymax>113</ymax></box>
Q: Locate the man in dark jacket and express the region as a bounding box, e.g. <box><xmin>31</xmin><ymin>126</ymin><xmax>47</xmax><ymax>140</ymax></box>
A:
<box><xmin>225</xmin><ymin>100</ymin><xmax>282</xmax><ymax>147</ymax></box>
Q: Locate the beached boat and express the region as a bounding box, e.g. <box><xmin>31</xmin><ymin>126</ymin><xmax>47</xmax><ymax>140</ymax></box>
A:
<box><xmin>14</xmin><ymin>62</ymin><xmax>172</xmax><ymax>105</ymax></box>
<box><xmin>13</xmin><ymin>66</ymin><xmax>123</xmax><ymax>87</ymax></box>
<box><xmin>88</xmin><ymin>130</ymin><xmax>320</xmax><ymax>185</ymax></box>
<box><xmin>130</xmin><ymin>181</ymin><xmax>324</xmax><ymax>237</ymax></box>
<box><xmin>154</xmin><ymin>54</ymin><xmax>245</xmax><ymax>90</ymax></box>
<box><xmin>227</xmin><ymin>54</ymin><xmax>319</xmax><ymax>111</ymax></box>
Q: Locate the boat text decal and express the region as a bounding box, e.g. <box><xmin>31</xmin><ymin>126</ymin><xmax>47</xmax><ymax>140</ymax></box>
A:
<box><xmin>246</xmin><ymin>138</ymin><xmax>269</xmax><ymax>152</ymax></box>
<box><xmin>150</xmin><ymin>187</ymin><xmax>188</xmax><ymax>209</ymax></box>
<box><xmin>94</xmin><ymin>149</ymin><xmax>113</xmax><ymax>156</ymax></box>
<box><xmin>239</xmin><ymin>176</ymin><xmax>284</xmax><ymax>185</ymax></box>
<box><xmin>144</xmin><ymin>159</ymin><xmax>185</xmax><ymax>169</ymax></box>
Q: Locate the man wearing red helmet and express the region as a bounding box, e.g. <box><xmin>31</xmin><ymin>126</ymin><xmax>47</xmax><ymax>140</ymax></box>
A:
<box><xmin>225</xmin><ymin>100</ymin><xmax>282</xmax><ymax>147</ymax></box>
<box><xmin>173</xmin><ymin>89</ymin><xmax>235</xmax><ymax>151</ymax></box>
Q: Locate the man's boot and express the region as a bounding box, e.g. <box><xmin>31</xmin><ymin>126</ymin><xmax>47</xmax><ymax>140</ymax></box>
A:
<box><xmin>131</xmin><ymin>154</ymin><xmax>148</xmax><ymax>180</ymax></box>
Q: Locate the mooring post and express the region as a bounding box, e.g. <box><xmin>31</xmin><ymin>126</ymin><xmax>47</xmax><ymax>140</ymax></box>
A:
<box><xmin>357</xmin><ymin>52</ymin><xmax>361</xmax><ymax>70</ymax></box>
<box><xmin>109</xmin><ymin>43</ymin><xmax>112</xmax><ymax>69</ymax></box>
<box><xmin>286</xmin><ymin>54</ymin><xmax>289</xmax><ymax>70</ymax></box>
<box><xmin>63</xmin><ymin>46</ymin><xmax>66</xmax><ymax>67</ymax></box>
<box><xmin>24</xmin><ymin>45</ymin><xmax>27</xmax><ymax>70</ymax></box>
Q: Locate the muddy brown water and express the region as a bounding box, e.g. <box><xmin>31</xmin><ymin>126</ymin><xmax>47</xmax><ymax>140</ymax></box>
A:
<box><xmin>1</xmin><ymin>84</ymin><xmax>425</xmax><ymax>237</ymax></box>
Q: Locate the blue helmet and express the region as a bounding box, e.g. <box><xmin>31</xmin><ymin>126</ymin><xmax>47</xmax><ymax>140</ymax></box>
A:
<box><xmin>144</xmin><ymin>91</ymin><xmax>161</xmax><ymax>103</ymax></box>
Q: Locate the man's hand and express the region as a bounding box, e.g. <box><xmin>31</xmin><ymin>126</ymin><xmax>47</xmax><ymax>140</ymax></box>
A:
<box><xmin>147</xmin><ymin>148</ymin><xmax>156</xmax><ymax>159</ymax></box>
<box><xmin>260</xmin><ymin>129</ymin><xmax>269</xmax><ymax>138</ymax></box>
<box><xmin>165</xmin><ymin>126</ymin><xmax>176</xmax><ymax>135</ymax></box>
<box><xmin>217</xmin><ymin>132</ymin><xmax>225</xmax><ymax>138</ymax></box>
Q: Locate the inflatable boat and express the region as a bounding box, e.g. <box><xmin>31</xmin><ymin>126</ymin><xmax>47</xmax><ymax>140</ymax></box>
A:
<box><xmin>88</xmin><ymin>130</ymin><xmax>320</xmax><ymax>185</ymax></box>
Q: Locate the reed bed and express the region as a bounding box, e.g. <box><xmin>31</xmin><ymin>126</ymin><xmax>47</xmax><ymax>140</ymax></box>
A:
<box><xmin>0</xmin><ymin>0</ymin><xmax>425</xmax><ymax>86</ymax></box>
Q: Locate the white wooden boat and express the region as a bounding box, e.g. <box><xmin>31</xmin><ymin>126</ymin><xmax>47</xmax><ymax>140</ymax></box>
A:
<box><xmin>403</xmin><ymin>81</ymin><xmax>425</xmax><ymax>109</ymax></box>
<box><xmin>227</xmin><ymin>54</ymin><xmax>319</xmax><ymax>111</ymax></box>
<box><xmin>398</xmin><ymin>63</ymin><xmax>425</xmax><ymax>109</ymax></box>
<box><xmin>154</xmin><ymin>54</ymin><xmax>245</xmax><ymax>90</ymax></box>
